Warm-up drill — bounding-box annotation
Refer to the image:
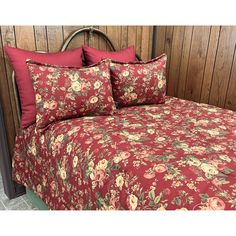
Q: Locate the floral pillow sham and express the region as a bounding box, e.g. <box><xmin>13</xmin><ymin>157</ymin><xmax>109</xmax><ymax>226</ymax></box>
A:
<box><xmin>26</xmin><ymin>59</ymin><xmax>116</xmax><ymax>129</ymax></box>
<box><xmin>110</xmin><ymin>54</ymin><xmax>167</xmax><ymax>107</ymax></box>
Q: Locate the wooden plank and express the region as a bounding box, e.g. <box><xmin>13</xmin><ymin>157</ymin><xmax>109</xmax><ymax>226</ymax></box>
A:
<box><xmin>177</xmin><ymin>26</ymin><xmax>194</xmax><ymax>98</ymax></box>
<box><xmin>107</xmin><ymin>26</ymin><xmax>121</xmax><ymax>50</ymax></box>
<box><xmin>135</xmin><ymin>26</ymin><xmax>142</xmax><ymax>58</ymax></box>
<box><xmin>128</xmin><ymin>26</ymin><xmax>136</xmax><ymax>49</ymax></box>
<box><xmin>140</xmin><ymin>26</ymin><xmax>151</xmax><ymax>61</ymax></box>
<box><xmin>200</xmin><ymin>26</ymin><xmax>221</xmax><ymax>104</ymax></box>
<box><xmin>0</xmin><ymin>27</ymin><xmax>16</xmax><ymax>153</ymax></box>
<box><xmin>167</xmin><ymin>26</ymin><xmax>185</xmax><ymax>96</ymax></box>
<box><xmin>63</xmin><ymin>25</ymin><xmax>85</xmax><ymax>50</ymax></box>
<box><xmin>98</xmin><ymin>26</ymin><xmax>107</xmax><ymax>50</ymax></box>
<box><xmin>34</xmin><ymin>26</ymin><xmax>48</xmax><ymax>52</ymax></box>
<box><xmin>154</xmin><ymin>26</ymin><xmax>166</xmax><ymax>57</ymax></box>
<box><xmin>120</xmin><ymin>26</ymin><xmax>128</xmax><ymax>49</ymax></box>
<box><xmin>1</xmin><ymin>26</ymin><xmax>19</xmax><ymax>134</ymax></box>
<box><xmin>14</xmin><ymin>26</ymin><xmax>36</xmax><ymax>50</ymax></box>
<box><xmin>184</xmin><ymin>26</ymin><xmax>211</xmax><ymax>102</ymax></box>
<box><xmin>148</xmin><ymin>26</ymin><xmax>154</xmax><ymax>60</ymax></box>
<box><xmin>46</xmin><ymin>26</ymin><xmax>64</xmax><ymax>52</ymax></box>
<box><xmin>209</xmin><ymin>26</ymin><xmax>236</xmax><ymax>107</ymax></box>
<box><xmin>224</xmin><ymin>44</ymin><xmax>236</xmax><ymax>110</ymax></box>
<box><xmin>164</xmin><ymin>26</ymin><xmax>174</xmax><ymax>89</ymax></box>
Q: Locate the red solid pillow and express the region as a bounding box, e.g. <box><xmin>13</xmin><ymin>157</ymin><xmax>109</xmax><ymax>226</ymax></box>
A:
<box><xmin>4</xmin><ymin>45</ymin><xmax>83</xmax><ymax>128</ymax></box>
<box><xmin>82</xmin><ymin>45</ymin><xmax>136</xmax><ymax>66</ymax></box>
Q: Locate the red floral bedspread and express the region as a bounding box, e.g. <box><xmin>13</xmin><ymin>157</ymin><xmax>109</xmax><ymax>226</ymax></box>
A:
<box><xmin>12</xmin><ymin>97</ymin><xmax>236</xmax><ymax>210</ymax></box>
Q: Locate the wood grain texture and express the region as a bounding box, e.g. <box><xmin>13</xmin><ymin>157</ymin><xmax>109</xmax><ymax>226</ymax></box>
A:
<box><xmin>167</xmin><ymin>26</ymin><xmax>185</xmax><ymax>96</ymax></box>
<box><xmin>0</xmin><ymin>27</ymin><xmax>16</xmax><ymax>153</ymax></box>
<box><xmin>154</xmin><ymin>26</ymin><xmax>166</xmax><ymax>56</ymax></box>
<box><xmin>121</xmin><ymin>26</ymin><xmax>128</xmax><ymax>49</ymax></box>
<box><xmin>184</xmin><ymin>26</ymin><xmax>211</xmax><ymax>102</ymax></box>
<box><xmin>200</xmin><ymin>26</ymin><xmax>221</xmax><ymax>103</ymax></box>
<box><xmin>163</xmin><ymin>26</ymin><xmax>174</xmax><ymax>88</ymax></box>
<box><xmin>177</xmin><ymin>26</ymin><xmax>193</xmax><ymax>98</ymax></box>
<box><xmin>107</xmin><ymin>26</ymin><xmax>121</xmax><ymax>50</ymax></box>
<box><xmin>34</xmin><ymin>26</ymin><xmax>48</xmax><ymax>52</ymax></box>
<box><xmin>1</xmin><ymin>26</ymin><xmax>19</xmax><ymax>135</ymax></box>
<box><xmin>140</xmin><ymin>26</ymin><xmax>152</xmax><ymax>61</ymax></box>
<box><xmin>63</xmin><ymin>25</ymin><xmax>85</xmax><ymax>50</ymax></box>
<box><xmin>209</xmin><ymin>26</ymin><xmax>236</xmax><ymax>107</ymax></box>
<box><xmin>98</xmin><ymin>26</ymin><xmax>108</xmax><ymax>50</ymax></box>
<box><xmin>224</xmin><ymin>45</ymin><xmax>236</xmax><ymax>110</ymax></box>
<box><xmin>46</xmin><ymin>26</ymin><xmax>64</xmax><ymax>52</ymax></box>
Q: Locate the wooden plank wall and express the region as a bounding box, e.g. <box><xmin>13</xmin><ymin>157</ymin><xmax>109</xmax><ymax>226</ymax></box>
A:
<box><xmin>0</xmin><ymin>26</ymin><xmax>153</xmax><ymax>154</ymax></box>
<box><xmin>153</xmin><ymin>26</ymin><xmax>236</xmax><ymax>111</ymax></box>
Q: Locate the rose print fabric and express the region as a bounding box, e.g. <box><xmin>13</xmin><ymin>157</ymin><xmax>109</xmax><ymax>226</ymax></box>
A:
<box><xmin>27</xmin><ymin>59</ymin><xmax>116</xmax><ymax>129</ymax></box>
<box><xmin>12</xmin><ymin>97</ymin><xmax>236</xmax><ymax>210</ymax></box>
<box><xmin>110</xmin><ymin>54</ymin><xmax>167</xmax><ymax>107</ymax></box>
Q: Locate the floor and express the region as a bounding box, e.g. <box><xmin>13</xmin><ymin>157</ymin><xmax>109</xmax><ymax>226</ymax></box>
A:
<box><xmin>0</xmin><ymin>173</ymin><xmax>38</xmax><ymax>210</ymax></box>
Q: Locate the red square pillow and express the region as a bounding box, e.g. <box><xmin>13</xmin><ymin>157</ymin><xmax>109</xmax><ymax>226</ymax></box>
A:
<box><xmin>83</xmin><ymin>45</ymin><xmax>136</xmax><ymax>66</ymax></box>
<box><xmin>4</xmin><ymin>46</ymin><xmax>83</xmax><ymax>128</ymax></box>
<box><xmin>110</xmin><ymin>54</ymin><xmax>167</xmax><ymax>107</ymax></box>
<box><xmin>26</xmin><ymin>59</ymin><xmax>116</xmax><ymax>129</ymax></box>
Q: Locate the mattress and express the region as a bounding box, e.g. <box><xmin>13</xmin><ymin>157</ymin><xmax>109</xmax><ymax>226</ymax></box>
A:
<box><xmin>12</xmin><ymin>96</ymin><xmax>236</xmax><ymax>210</ymax></box>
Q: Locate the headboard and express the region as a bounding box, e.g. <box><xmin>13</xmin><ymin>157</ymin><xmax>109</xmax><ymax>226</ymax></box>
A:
<box><xmin>1</xmin><ymin>26</ymin><xmax>141</xmax><ymax>199</ymax></box>
<box><xmin>12</xmin><ymin>26</ymin><xmax>142</xmax><ymax>125</ymax></box>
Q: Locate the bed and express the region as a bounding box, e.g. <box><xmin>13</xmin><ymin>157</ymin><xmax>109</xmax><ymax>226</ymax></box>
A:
<box><xmin>4</xmin><ymin>27</ymin><xmax>236</xmax><ymax>210</ymax></box>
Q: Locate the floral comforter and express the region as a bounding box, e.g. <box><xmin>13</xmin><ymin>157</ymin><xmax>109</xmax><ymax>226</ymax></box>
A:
<box><xmin>12</xmin><ymin>97</ymin><xmax>236</xmax><ymax>210</ymax></box>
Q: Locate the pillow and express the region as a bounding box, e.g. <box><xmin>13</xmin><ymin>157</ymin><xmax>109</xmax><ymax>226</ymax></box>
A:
<box><xmin>110</xmin><ymin>54</ymin><xmax>167</xmax><ymax>107</ymax></box>
<box><xmin>83</xmin><ymin>45</ymin><xmax>136</xmax><ymax>66</ymax></box>
<box><xmin>4</xmin><ymin>45</ymin><xmax>83</xmax><ymax>128</ymax></box>
<box><xmin>26</xmin><ymin>59</ymin><xmax>116</xmax><ymax>129</ymax></box>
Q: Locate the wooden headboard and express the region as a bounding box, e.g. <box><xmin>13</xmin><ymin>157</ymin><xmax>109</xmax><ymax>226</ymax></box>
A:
<box><xmin>0</xmin><ymin>26</ymin><xmax>144</xmax><ymax>199</ymax></box>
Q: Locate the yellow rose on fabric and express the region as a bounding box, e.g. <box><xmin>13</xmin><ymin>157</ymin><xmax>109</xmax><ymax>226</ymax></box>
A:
<box><xmin>89</xmin><ymin>96</ymin><xmax>99</xmax><ymax>104</ymax></box>
<box><xmin>157</xmin><ymin>205</ymin><xmax>166</xmax><ymax>211</ymax></box>
<box><xmin>130</xmin><ymin>93</ymin><xmax>138</xmax><ymax>100</ymax></box>
<box><xmin>36</xmin><ymin>94</ymin><xmax>42</xmax><ymax>103</ymax></box>
<box><xmin>56</xmin><ymin>134</ymin><xmax>64</xmax><ymax>142</ymax></box>
<box><xmin>40</xmin><ymin>135</ymin><xmax>45</xmax><ymax>144</ymax></box>
<box><xmin>157</xmin><ymin>72</ymin><xmax>163</xmax><ymax>80</ymax></box>
<box><xmin>147</xmin><ymin>129</ymin><xmax>155</xmax><ymax>134</ymax></box>
<box><xmin>37</xmin><ymin>184</ymin><xmax>42</xmax><ymax>193</ymax></box>
<box><xmin>122</xmin><ymin>70</ymin><xmax>129</xmax><ymax>77</ymax></box>
<box><xmin>157</xmin><ymin>137</ymin><xmax>165</xmax><ymax>142</ymax></box>
<box><xmin>94</xmin><ymin>81</ymin><xmax>101</xmax><ymax>89</ymax></box>
<box><xmin>71</xmin><ymin>81</ymin><xmax>82</xmax><ymax>92</ymax></box>
<box><xmin>127</xmin><ymin>194</ymin><xmax>138</xmax><ymax>210</ymax></box>
<box><xmin>73</xmin><ymin>156</ymin><xmax>78</xmax><ymax>168</ymax></box>
<box><xmin>116</xmin><ymin>175</ymin><xmax>124</xmax><ymax>189</ymax></box>
<box><xmin>201</xmin><ymin>163</ymin><xmax>219</xmax><ymax>175</ymax></box>
<box><xmin>158</xmin><ymin>80</ymin><xmax>164</xmax><ymax>89</ymax></box>
<box><xmin>102</xmin><ymin>71</ymin><xmax>109</xmax><ymax>78</ymax></box>
<box><xmin>96</xmin><ymin>159</ymin><xmax>108</xmax><ymax>170</ymax></box>
<box><xmin>69</xmin><ymin>73</ymin><xmax>79</xmax><ymax>81</ymax></box>
<box><xmin>219</xmin><ymin>155</ymin><xmax>231</xmax><ymax>162</ymax></box>
<box><xmin>127</xmin><ymin>134</ymin><xmax>140</xmax><ymax>141</ymax></box>
<box><xmin>67</xmin><ymin>144</ymin><xmax>72</xmax><ymax>154</ymax></box>
<box><xmin>114</xmin><ymin>155</ymin><xmax>122</xmax><ymax>164</ymax></box>
<box><xmin>187</xmin><ymin>157</ymin><xmax>201</xmax><ymax>167</ymax></box>
<box><xmin>60</xmin><ymin>168</ymin><xmax>67</xmax><ymax>180</ymax></box>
